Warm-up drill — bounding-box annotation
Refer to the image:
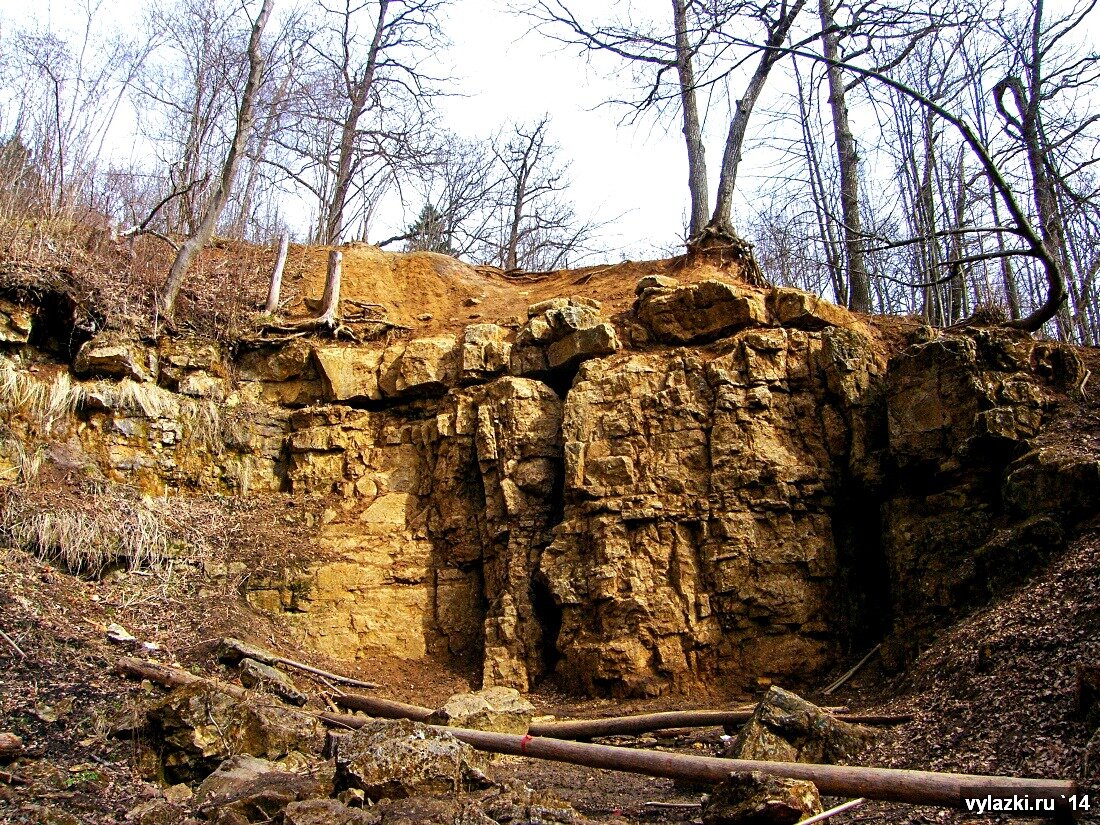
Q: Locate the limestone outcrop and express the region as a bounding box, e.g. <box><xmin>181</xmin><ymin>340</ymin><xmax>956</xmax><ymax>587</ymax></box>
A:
<box><xmin>542</xmin><ymin>323</ymin><xmax>882</xmax><ymax>695</ymax></box>
<box><xmin>3</xmin><ymin>262</ymin><xmax>1093</xmax><ymax>699</ymax></box>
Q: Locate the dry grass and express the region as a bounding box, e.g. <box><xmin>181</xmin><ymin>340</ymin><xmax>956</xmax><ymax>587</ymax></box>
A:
<box><xmin>97</xmin><ymin>377</ymin><xmax>224</xmax><ymax>455</ymax></box>
<box><xmin>0</xmin><ymin>216</ymin><xmax>277</xmax><ymax>341</ymax></box>
<box><xmin>0</xmin><ymin>482</ymin><xmax>197</xmax><ymax>577</ymax></box>
<box><xmin>0</xmin><ymin>357</ymin><xmax>85</xmax><ymax>439</ymax></box>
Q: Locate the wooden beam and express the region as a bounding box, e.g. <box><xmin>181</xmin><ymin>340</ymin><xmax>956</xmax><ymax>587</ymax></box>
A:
<box><xmin>527</xmin><ymin>710</ymin><xmax>911</xmax><ymax>739</ymax></box>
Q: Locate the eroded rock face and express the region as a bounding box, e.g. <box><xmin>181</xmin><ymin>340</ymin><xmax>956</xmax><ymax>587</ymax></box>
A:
<box><xmin>510</xmin><ymin>297</ymin><xmax>620</xmax><ymax>376</ymax></box>
<box><xmin>881</xmin><ymin>329</ymin><xmax>1087</xmax><ymax>665</ymax></box>
<box><xmin>543</xmin><ymin>324</ymin><xmax>884</xmax><ymax>696</ymax></box>
<box><xmin>75</xmin><ymin>330</ymin><xmax>158</xmax><ymax>382</ymax></box>
<box><xmin>9</xmin><ymin>269</ymin><xmax>1094</xmax><ymax>698</ymax></box>
<box><xmin>248</xmin><ymin>376</ymin><xmax>562</xmax><ymax>692</ymax></box>
<box><xmin>334</xmin><ymin>720</ymin><xmax>492</xmax><ymax>801</ymax></box>
<box><xmin>0</xmin><ymin>298</ymin><xmax>32</xmax><ymax>343</ymax></box>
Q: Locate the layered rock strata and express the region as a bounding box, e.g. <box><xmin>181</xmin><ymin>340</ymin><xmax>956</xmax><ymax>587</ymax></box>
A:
<box><xmin>1</xmin><ymin>268</ymin><xmax>1091</xmax><ymax>697</ymax></box>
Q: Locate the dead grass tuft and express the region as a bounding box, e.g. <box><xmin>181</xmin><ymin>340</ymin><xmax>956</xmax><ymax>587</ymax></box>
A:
<box><xmin>0</xmin><ymin>357</ymin><xmax>85</xmax><ymax>439</ymax></box>
<box><xmin>0</xmin><ymin>483</ymin><xmax>192</xmax><ymax>577</ymax></box>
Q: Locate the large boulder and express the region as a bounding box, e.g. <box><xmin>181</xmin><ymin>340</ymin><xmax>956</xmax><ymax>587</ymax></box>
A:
<box><xmin>194</xmin><ymin>755</ymin><xmax>332</xmax><ymax>823</ymax></box>
<box><xmin>701</xmin><ymin>771</ymin><xmax>822</xmax><ymax>825</ymax></box>
<box><xmin>74</xmin><ymin>330</ymin><xmax>158</xmax><ymax>382</ymax></box>
<box><xmin>427</xmin><ymin>686</ymin><xmax>535</xmax><ymax>734</ymax></box>
<box><xmin>723</xmin><ymin>687</ymin><xmax>873</xmax><ymax>764</ymax></box>
<box><xmin>141</xmin><ymin>683</ymin><xmax>326</xmax><ymax>784</ymax></box>
<box><xmin>635</xmin><ymin>279</ymin><xmax>767</xmax><ymax>344</ymax></box>
<box><xmin>768</xmin><ymin>288</ymin><xmax>854</xmax><ymax>330</ymax></box>
<box><xmin>313</xmin><ymin>346</ymin><xmax>385</xmax><ymax>402</ymax></box>
<box><xmin>334</xmin><ymin>719</ymin><xmax>493</xmax><ymax>800</ymax></box>
<box><xmin>380</xmin><ymin>336</ymin><xmax>460</xmax><ymax>397</ymax></box>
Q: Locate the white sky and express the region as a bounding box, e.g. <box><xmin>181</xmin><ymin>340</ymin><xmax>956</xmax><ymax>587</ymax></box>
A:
<box><xmin>4</xmin><ymin>0</ymin><xmax>1097</xmax><ymax>262</ymax></box>
<box><xmin>429</xmin><ymin>0</ymin><xmax>698</xmax><ymax>260</ymax></box>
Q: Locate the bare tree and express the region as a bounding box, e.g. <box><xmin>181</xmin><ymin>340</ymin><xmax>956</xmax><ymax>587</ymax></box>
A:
<box><xmin>270</xmin><ymin>0</ymin><xmax>448</xmax><ymax>245</ymax></box>
<box><xmin>0</xmin><ymin>0</ymin><xmax>148</xmax><ymax>218</ymax></box>
<box><xmin>528</xmin><ymin>0</ymin><xmax>807</xmax><ymax>251</ymax></box>
<box><xmin>159</xmin><ymin>0</ymin><xmax>273</xmax><ymax>318</ymax></box>
<box><xmin>817</xmin><ymin>0</ymin><xmax>871</xmax><ymax>311</ymax></box>
<box><xmin>483</xmin><ymin>118</ymin><xmax>598</xmax><ymax>271</ymax></box>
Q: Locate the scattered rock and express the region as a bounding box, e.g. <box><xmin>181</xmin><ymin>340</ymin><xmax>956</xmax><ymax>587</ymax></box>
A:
<box><xmin>141</xmin><ymin>683</ymin><xmax>325</xmax><ymax>783</ymax></box>
<box><xmin>283</xmin><ymin>799</ymin><xmax>379</xmax><ymax>825</ymax></box>
<box><xmin>124</xmin><ymin>799</ymin><xmax>191</xmax><ymax>825</ymax></box>
<box><xmin>428</xmin><ymin>686</ymin><xmax>535</xmax><ymax>734</ymax></box>
<box><xmin>239</xmin><ymin>658</ymin><xmax>307</xmax><ymax>706</ymax></box>
<box><xmin>723</xmin><ymin>686</ymin><xmax>873</xmax><ymax>764</ymax></box>
<box><xmin>335</xmin><ymin>719</ymin><xmax>493</xmax><ymax>800</ymax></box>
<box><xmin>24</xmin><ymin>805</ymin><xmax>84</xmax><ymax>825</ymax></box>
<box><xmin>634</xmin><ymin>274</ymin><xmax>679</xmax><ymax>295</ymax></box>
<box><xmin>106</xmin><ymin>622</ymin><xmax>137</xmax><ymax>643</ymax></box>
<box><xmin>528</xmin><ymin>297</ymin><xmax>601</xmax><ymax>317</ymax></box>
<box><xmin>479</xmin><ymin>782</ymin><xmax>587</xmax><ymax>824</ymax></box>
<box><xmin>374</xmin><ymin>796</ymin><xmax>494</xmax><ymax>824</ymax></box>
<box><xmin>701</xmin><ymin>771</ymin><xmax>822</xmax><ymax>825</ymax></box>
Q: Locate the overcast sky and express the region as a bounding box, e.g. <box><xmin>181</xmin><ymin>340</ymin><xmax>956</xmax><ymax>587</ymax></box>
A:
<box><xmin>5</xmin><ymin>0</ymin><xmax>1097</xmax><ymax>262</ymax></box>
<box><xmin>429</xmin><ymin>1</ymin><xmax>700</xmax><ymax>260</ymax></box>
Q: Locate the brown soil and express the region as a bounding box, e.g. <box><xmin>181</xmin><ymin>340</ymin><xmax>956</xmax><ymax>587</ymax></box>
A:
<box><xmin>280</xmin><ymin>243</ymin><xmax>762</xmax><ymax>339</ymax></box>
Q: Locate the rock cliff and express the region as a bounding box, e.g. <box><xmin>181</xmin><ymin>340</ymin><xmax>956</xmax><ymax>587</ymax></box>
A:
<box><xmin>1</xmin><ymin>254</ymin><xmax>1091</xmax><ymax>698</ymax></box>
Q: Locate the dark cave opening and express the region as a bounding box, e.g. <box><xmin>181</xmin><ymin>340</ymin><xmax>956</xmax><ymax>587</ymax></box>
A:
<box><xmin>831</xmin><ymin>485</ymin><xmax>893</xmax><ymax>652</ymax></box>
<box><xmin>531</xmin><ymin>575</ymin><xmax>563</xmax><ymax>677</ymax></box>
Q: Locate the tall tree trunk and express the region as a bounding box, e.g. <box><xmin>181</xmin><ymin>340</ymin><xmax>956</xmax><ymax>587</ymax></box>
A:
<box><xmin>818</xmin><ymin>0</ymin><xmax>870</xmax><ymax>312</ymax></box>
<box><xmin>233</xmin><ymin>55</ymin><xmax>296</xmax><ymax>239</ymax></box>
<box><xmin>711</xmin><ymin>0</ymin><xmax>808</xmax><ymax>231</ymax></box>
<box><xmin>505</xmin><ymin>165</ymin><xmax>528</xmax><ymax>271</ymax></box>
<box><xmin>265</xmin><ymin>232</ymin><xmax>289</xmax><ymax>313</ymax></box>
<box><xmin>794</xmin><ymin>58</ymin><xmax>844</xmax><ymax>302</ymax></box>
<box><xmin>323</xmin><ymin>0</ymin><xmax>389</xmax><ymax>245</ymax></box>
<box><xmin>159</xmin><ymin>0</ymin><xmax>272</xmax><ymax>319</ymax></box>
<box><xmin>672</xmin><ymin>0</ymin><xmax>709</xmax><ymax>238</ymax></box>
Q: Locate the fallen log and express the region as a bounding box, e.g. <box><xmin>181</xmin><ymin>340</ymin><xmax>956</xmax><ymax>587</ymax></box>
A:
<box><xmin>219</xmin><ymin>637</ymin><xmax>381</xmax><ymax>690</ymax></box>
<box><xmin>526</xmin><ymin>710</ymin><xmax>911</xmax><ymax>739</ymax></box>
<box><xmin>332</xmin><ymin>692</ymin><xmax>904</xmax><ymax>738</ymax></box>
<box><xmin>0</xmin><ymin>733</ymin><xmax>23</xmax><ymax>759</ymax></box>
<box><xmin>331</xmin><ymin>692</ymin><xmax>435</xmax><ymax>722</ymax></box>
<box><xmin>316</xmin><ymin>713</ymin><xmax>1076</xmax><ymax>811</ymax></box>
